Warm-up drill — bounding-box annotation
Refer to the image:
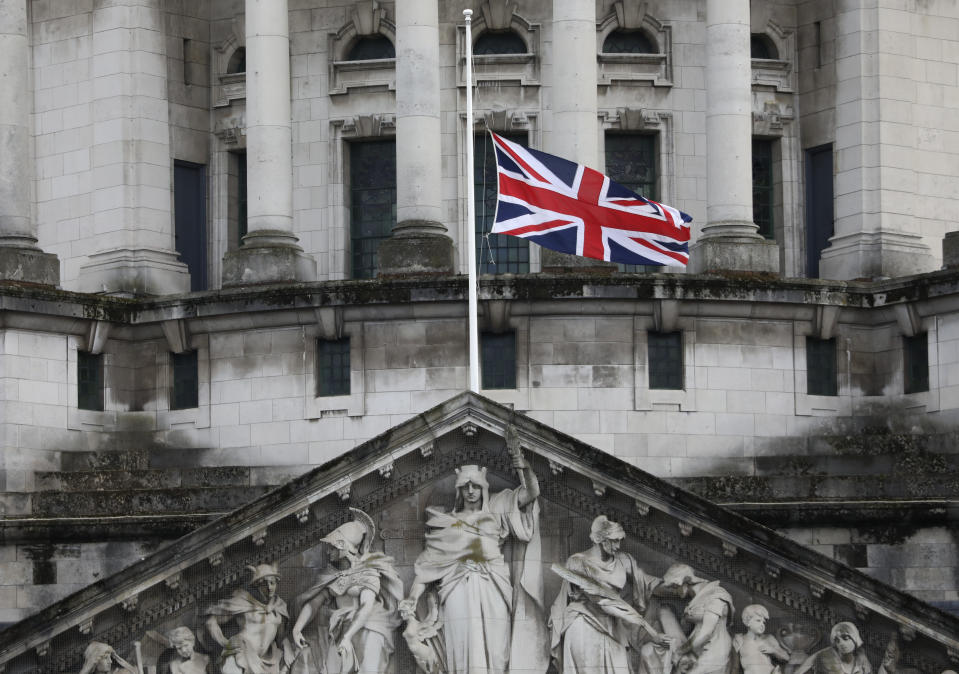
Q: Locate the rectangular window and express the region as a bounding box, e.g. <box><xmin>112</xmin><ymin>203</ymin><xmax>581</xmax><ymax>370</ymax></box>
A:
<box><xmin>236</xmin><ymin>150</ymin><xmax>247</xmax><ymax>246</ymax></box>
<box><xmin>481</xmin><ymin>332</ymin><xmax>516</xmax><ymax>389</ymax></box>
<box><xmin>476</xmin><ymin>133</ymin><xmax>530</xmax><ymax>274</ymax></box>
<box><xmin>350</xmin><ymin>140</ymin><xmax>396</xmax><ymax>279</ymax></box>
<box><xmin>605</xmin><ymin>133</ymin><xmax>658</xmax><ymax>272</ymax></box>
<box><xmin>806</xmin><ymin>337</ymin><xmax>837</xmax><ymax>396</ymax></box>
<box><xmin>318</xmin><ymin>338</ymin><xmax>351</xmax><ymax>397</ymax></box>
<box><xmin>752</xmin><ymin>138</ymin><xmax>775</xmax><ymax>240</ymax></box>
<box><xmin>171</xmin><ymin>351</ymin><xmax>199</xmax><ymax>410</ymax></box>
<box><xmin>77</xmin><ymin>351</ymin><xmax>104</xmax><ymax>411</ymax></box>
<box><xmin>805</xmin><ymin>144</ymin><xmax>834</xmax><ymax>278</ymax></box>
<box><xmin>173</xmin><ymin>161</ymin><xmax>208</xmax><ymax>291</ymax></box>
<box><xmin>648</xmin><ymin>332</ymin><xmax>683</xmax><ymax>390</ymax></box>
<box><xmin>904</xmin><ymin>333</ymin><xmax>929</xmax><ymax>394</ymax></box>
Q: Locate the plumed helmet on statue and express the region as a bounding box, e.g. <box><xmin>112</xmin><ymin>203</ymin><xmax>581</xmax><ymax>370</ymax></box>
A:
<box><xmin>247</xmin><ymin>562</ymin><xmax>280</xmax><ymax>583</ymax></box>
<box><xmin>589</xmin><ymin>515</ymin><xmax>626</xmax><ymax>544</ymax></box>
<box><xmin>321</xmin><ymin>507</ymin><xmax>376</xmax><ymax>556</ymax></box>
<box><xmin>454</xmin><ymin>464</ymin><xmax>490</xmax><ymax>510</ymax></box>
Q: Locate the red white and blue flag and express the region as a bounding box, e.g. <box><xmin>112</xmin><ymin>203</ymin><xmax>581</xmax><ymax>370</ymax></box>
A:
<box><xmin>489</xmin><ymin>132</ymin><xmax>692</xmax><ymax>267</ymax></box>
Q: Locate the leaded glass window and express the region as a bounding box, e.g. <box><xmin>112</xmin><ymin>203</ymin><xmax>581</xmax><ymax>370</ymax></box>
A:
<box><xmin>475</xmin><ymin>133</ymin><xmax>529</xmax><ymax>274</ymax></box>
<box><xmin>318</xmin><ymin>339</ymin><xmax>351</xmax><ymax>397</ymax></box>
<box><xmin>605</xmin><ymin>133</ymin><xmax>658</xmax><ymax>272</ymax></box>
<box><xmin>346</xmin><ymin>35</ymin><xmax>395</xmax><ymax>61</ymax></box>
<box><xmin>474</xmin><ymin>31</ymin><xmax>526</xmax><ymax>55</ymax></box>
<box><xmin>602</xmin><ymin>30</ymin><xmax>656</xmax><ymax>54</ymax></box>
<box><xmin>752</xmin><ymin>138</ymin><xmax>775</xmax><ymax>240</ymax></box>
<box><xmin>904</xmin><ymin>333</ymin><xmax>929</xmax><ymax>394</ymax></box>
<box><xmin>171</xmin><ymin>351</ymin><xmax>199</xmax><ymax>410</ymax></box>
<box><xmin>481</xmin><ymin>332</ymin><xmax>516</xmax><ymax>389</ymax></box>
<box><xmin>350</xmin><ymin>140</ymin><xmax>396</xmax><ymax>279</ymax></box>
<box><xmin>78</xmin><ymin>351</ymin><xmax>104</xmax><ymax>411</ymax></box>
<box><xmin>806</xmin><ymin>337</ymin><xmax>837</xmax><ymax>396</ymax></box>
<box><xmin>648</xmin><ymin>332</ymin><xmax>683</xmax><ymax>390</ymax></box>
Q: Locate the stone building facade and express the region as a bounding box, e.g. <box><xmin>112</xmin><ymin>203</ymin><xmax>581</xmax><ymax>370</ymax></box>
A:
<box><xmin>1</xmin><ymin>0</ymin><xmax>959</xmax><ymax>642</ymax></box>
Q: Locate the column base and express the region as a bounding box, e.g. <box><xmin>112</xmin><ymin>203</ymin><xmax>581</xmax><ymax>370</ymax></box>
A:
<box><xmin>541</xmin><ymin>249</ymin><xmax>616</xmax><ymax>273</ymax></box>
<box><xmin>377</xmin><ymin>225</ymin><xmax>453</xmax><ymax>276</ymax></box>
<box><xmin>78</xmin><ymin>248</ymin><xmax>189</xmax><ymax>296</ymax></box>
<box><xmin>222</xmin><ymin>230</ymin><xmax>316</xmax><ymax>287</ymax></box>
<box><xmin>819</xmin><ymin>231</ymin><xmax>936</xmax><ymax>280</ymax></box>
<box><xmin>0</xmin><ymin>246</ymin><xmax>60</xmax><ymax>286</ymax></box>
<box><xmin>688</xmin><ymin>236</ymin><xmax>780</xmax><ymax>275</ymax></box>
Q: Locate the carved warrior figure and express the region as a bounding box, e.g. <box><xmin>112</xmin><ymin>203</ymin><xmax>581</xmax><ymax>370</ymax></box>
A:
<box><xmin>78</xmin><ymin>642</ymin><xmax>137</xmax><ymax>674</ymax></box>
<box><xmin>205</xmin><ymin>562</ymin><xmax>290</xmax><ymax>674</ymax></box>
<box><xmin>549</xmin><ymin>515</ymin><xmax>672</xmax><ymax>673</ymax></box>
<box><xmin>400</xmin><ymin>449</ymin><xmax>549</xmax><ymax>674</ymax></box>
<box><xmin>167</xmin><ymin>627</ymin><xmax>210</xmax><ymax>674</ymax></box>
<box><xmin>732</xmin><ymin>605</ymin><xmax>790</xmax><ymax>674</ymax></box>
<box><xmin>291</xmin><ymin>508</ymin><xmax>403</xmax><ymax>674</ymax></box>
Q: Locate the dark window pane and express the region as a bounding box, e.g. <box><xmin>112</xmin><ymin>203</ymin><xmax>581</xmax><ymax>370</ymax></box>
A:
<box><xmin>227</xmin><ymin>47</ymin><xmax>246</xmax><ymax>73</ymax></box>
<box><xmin>904</xmin><ymin>333</ymin><xmax>929</xmax><ymax>394</ymax></box>
<box><xmin>805</xmin><ymin>144</ymin><xmax>834</xmax><ymax>278</ymax></box>
<box><xmin>481</xmin><ymin>332</ymin><xmax>516</xmax><ymax>389</ymax></box>
<box><xmin>603</xmin><ymin>30</ymin><xmax>655</xmax><ymax>54</ymax></box>
<box><xmin>171</xmin><ymin>351</ymin><xmax>199</xmax><ymax>410</ymax></box>
<box><xmin>807</xmin><ymin>337</ymin><xmax>837</xmax><ymax>396</ymax></box>
<box><xmin>648</xmin><ymin>332</ymin><xmax>683</xmax><ymax>390</ymax></box>
<box><xmin>318</xmin><ymin>339</ymin><xmax>351</xmax><ymax>397</ymax></box>
<box><xmin>350</xmin><ymin>140</ymin><xmax>396</xmax><ymax>279</ymax></box>
<box><xmin>474</xmin><ymin>31</ymin><xmax>526</xmax><ymax>55</ymax></box>
<box><xmin>475</xmin><ymin>133</ymin><xmax>529</xmax><ymax>274</ymax></box>
<box><xmin>346</xmin><ymin>35</ymin><xmax>395</xmax><ymax>60</ymax></box>
<box><xmin>237</xmin><ymin>151</ymin><xmax>247</xmax><ymax>245</ymax></box>
<box><xmin>173</xmin><ymin>161</ymin><xmax>208</xmax><ymax>291</ymax></box>
<box><xmin>78</xmin><ymin>351</ymin><xmax>104</xmax><ymax>411</ymax></box>
<box><xmin>605</xmin><ymin>133</ymin><xmax>658</xmax><ymax>272</ymax></box>
<box><xmin>752</xmin><ymin>138</ymin><xmax>775</xmax><ymax>240</ymax></box>
<box><xmin>751</xmin><ymin>34</ymin><xmax>778</xmax><ymax>60</ymax></box>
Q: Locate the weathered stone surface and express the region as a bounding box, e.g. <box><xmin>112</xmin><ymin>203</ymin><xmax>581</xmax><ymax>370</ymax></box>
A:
<box><xmin>376</xmin><ymin>230</ymin><xmax>454</xmax><ymax>276</ymax></box>
<box><xmin>0</xmin><ymin>248</ymin><xmax>59</xmax><ymax>286</ymax></box>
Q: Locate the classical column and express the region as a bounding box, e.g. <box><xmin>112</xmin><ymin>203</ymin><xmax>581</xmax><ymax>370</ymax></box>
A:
<box><xmin>542</xmin><ymin>0</ymin><xmax>607</xmax><ymax>271</ymax></box>
<box><xmin>376</xmin><ymin>0</ymin><xmax>453</xmax><ymax>276</ymax></box>
<box><xmin>688</xmin><ymin>0</ymin><xmax>779</xmax><ymax>274</ymax></box>
<box><xmin>0</xmin><ymin>0</ymin><xmax>59</xmax><ymax>285</ymax></box>
<box><xmin>77</xmin><ymin>0</ymin><xmax>188</xmax><ymax>295</ymax></box>
<box><xmin>222</xmin><ymin>0</ymin><xmax>315</xmax><ymax>286</ymax></box>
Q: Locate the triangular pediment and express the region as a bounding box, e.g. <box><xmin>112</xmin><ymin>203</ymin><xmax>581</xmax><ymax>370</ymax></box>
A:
<box><xmin>2</xmin><ymin>392</ymin><xmax>957</xmax><ymax>673</ymax></box>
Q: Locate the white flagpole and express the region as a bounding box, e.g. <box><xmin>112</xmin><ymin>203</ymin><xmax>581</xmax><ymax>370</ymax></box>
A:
<box><xmin>464</xmin><ymin>9</ymin><xmax>480</xmax><ymax>393</ymax></box>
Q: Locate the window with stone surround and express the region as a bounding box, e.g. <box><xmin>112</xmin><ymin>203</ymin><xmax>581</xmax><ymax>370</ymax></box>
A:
<box><xmin>805</xmin><ymin>144</ymin><xmax>834</xmax><ymax>278</ymax></box>
<box><xmin>171</xmin><ymin>351</ymin><xmax>199</xmax><ymax>410</ymax></box>
<box><xmin>475</xmin><ymin>133</ymin><xmax>529</xmax><ymax>274</ymax></box>
<box><xmin>474</xmin><ymin>31</ymin><xmax>526</xmax><ymax>55</ymax></box>
<box><xmin>173</xmin><ymin>161</ymin><xmax>208</xmax><ymax>291</ymax></box>
<box><xmin>904</xmin><ymin>333</ymin><xmax>929</xmax><ymax>394</ymax></box>
<box><xmin>648</xmin><ymin>332</ymin><xmax>683</xmax><ymax>390</ymax></box>
<box><xmin>750</xmin><ymin>34</ymin><xmax>778</xmax><ymax>60</ymax></box>
<box><xmin>318</xmin><ymin>338</ymin><xmax>351</xmax><ymax>397</ymax></box>
<box><xmin>350</xmin><ymin>139</ymin><xmax>396</xmax><ymax>279</ymax></box>
<box><xmin>806</xmin><ymin>337</ymin><xmax>837</xmax><ymax>396</ymax></box>
<box><xmin>234</xmin><ymin>150</ymin><xmax>247</xmax><ymax>247</ymax></box>
<box><xmin>346</xmin><ymin>35</ymin><xmax>395</xmax><ymax>61</ymax></box>
<box><xmin>481</xmin><ymin>332</ymin><xmax>516</xmax><ymax>390</ymax></box>
<box><xmin>752</xmin><ymin>138</ymin><xmax>775</xmax><ymax>240</ymax></box>
<box><xmin>605</xmin><ymin>132</ymin><xmax>658</xmax><ymax>272</ymax></box>
<box><xmin>602</xmin><ymin>29</ymin><xmax>656</xmax><ymax>54</ymax></box>
<box><xmin>77</xmin><ymin>351</ymin><xmax>104</xmax><ymax>411</ymax></box>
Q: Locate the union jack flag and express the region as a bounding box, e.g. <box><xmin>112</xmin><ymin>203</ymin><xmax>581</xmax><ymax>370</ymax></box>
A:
<box><xmin>489</xmin><ymin>132</ymin><xmax>692</xmax><ymax>267</ymax></box>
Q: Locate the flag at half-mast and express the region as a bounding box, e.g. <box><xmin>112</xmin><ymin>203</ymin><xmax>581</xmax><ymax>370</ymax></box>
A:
<box><xmin>489</xmin><ymin>132</ymin><xmax>692</xmax><ymax>267</ymax></box>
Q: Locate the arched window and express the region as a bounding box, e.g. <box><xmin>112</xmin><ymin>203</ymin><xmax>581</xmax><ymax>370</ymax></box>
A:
<box><xmin>227</xmin><ymin>47</ymin><xmax>246</xmax><ymax>73</ymax></box>
<box><xmin>751</xmin><ymin>34</ymin><xmax>778</xmax><ymax>60</ymax></box>
<box><xmin>602</xmin><ymin>29</ymin><xmax>655</xmax><ymax>54</ymax></box>
<box><xmin>346</xmin><ymin>35</ymin><xmax>395</xmax><ymax>61</ymax></box>
<box><xmin>474</xmin><ymin>31</ymin><xmax>526</xmax><ymax>55</ymax></box>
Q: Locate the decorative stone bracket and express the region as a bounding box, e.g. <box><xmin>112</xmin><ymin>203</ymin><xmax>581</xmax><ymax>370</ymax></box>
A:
<box><xmin>161</xmin><ymin>319</ymin><xmax>190</xmax><ymax>354</ymax></box>
<box><xmin>84</xmin><ymin>321</ymin><xmax>111</xmax><ymax>355</ymax></box>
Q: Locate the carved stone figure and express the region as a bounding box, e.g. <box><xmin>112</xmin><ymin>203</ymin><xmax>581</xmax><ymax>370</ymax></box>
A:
<box><xmin>78</xmin><ymin>642</ymin><xmax>137</xmax><ymax>674</ymax></box>
<box><xmin>400</xmin><ymin>592</ymin><xmax>444</xmax><ymax>674</ymax></box>
<box><xmin>291</xmin><ymin>508</ymin><xmax>403</xmax><ymax>674</ymax></box>
<box><xmin>639</xmin><ymin>564</ymin><xmax>734</xmax><ymax>674</ymax></box>
<box><xmin>167</xmin><ymin>627</ymin><xmax>210</xmax><ymax>674</ymax></box>
<box><xmin>205</xmin><ymin>562</ymin><xmax>290</xmax><ymax>674</ymax></box>
<box><xmin>794</xmin><ymin>623</ymin><xmax>875</xmax><ymax>674</ymax></box>
<box><xmin>400</xmin><ymin>447</ymin><xmax>549</xmax><ymax>674</ymax></box>
<box><xmin>732</xmin><ymin>605</ymin><xmax>789</xmax><ymax>674</ymax></box>
<box><xmin>549</xmin><ymin>515</ymin><xmax>669</xmax><ymax>673</ymax></box>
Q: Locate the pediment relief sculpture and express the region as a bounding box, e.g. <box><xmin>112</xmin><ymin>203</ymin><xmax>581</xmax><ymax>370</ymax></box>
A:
<box><xmin>1</xmin><ymin>394</ymin><xmax>957</xmax><ymax>674</ymax></box>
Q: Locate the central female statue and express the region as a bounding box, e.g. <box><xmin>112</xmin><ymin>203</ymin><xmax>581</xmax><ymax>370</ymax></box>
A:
<box><xmin>400</xmin><ymin>444</ymin><xmax>549</xmax><ymax>674</ymax></box>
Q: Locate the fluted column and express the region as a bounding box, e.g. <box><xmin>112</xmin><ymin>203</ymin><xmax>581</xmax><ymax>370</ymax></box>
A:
<box><xmin>222</xmin><ymin>0</ymin><xmax>315</xmax><ymax>286</ymax></box>
<box><xmin>542</xmin><ymin>0</ymin><xmax>606</xmax><ymax>271</ymax></box>
<box><xmin>0</xmin><ymin>0</ymin><xmax>59</xmax><ymax>285</ymax></box>
<box><xmin>688</xmin><ymin>0</ymin><xmax>778</xmax><ymax>274</ymax></box>
<box><xmin>376</xmin><ymin>0</ymin><xmax>453</xmax><ymax>276</ymax></box>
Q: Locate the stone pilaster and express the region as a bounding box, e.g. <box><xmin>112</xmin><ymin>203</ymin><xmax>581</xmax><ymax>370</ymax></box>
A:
<box><xmin>688</xmin><ymin>0</ymin><xmax>778</xmax><ymax>275</ymax></box>
<box><xmin>222</xmin><ymin>0</ymin><xmax>315</xmax><ymax>286</ymax></box>
<box><xmin>376</xmin><ymin>0</ymin><xmax>453</xmax><ymax>276</ymax></box>
<box><xmin>77</xmin><ymin>0</ymin><xmax>188</xmax><ymax>295</ymax></box>
<box><xmin>0</xmin><ymin>0</ymin><xmax>59</xmax><ymax>285</ymax></box>
<box><xmin>541</xmin><ymin>0</ymin><xmax>609</xmax><ymax>271</ymax></box>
